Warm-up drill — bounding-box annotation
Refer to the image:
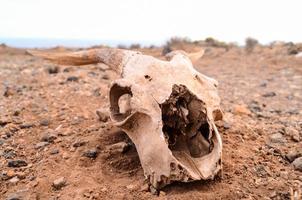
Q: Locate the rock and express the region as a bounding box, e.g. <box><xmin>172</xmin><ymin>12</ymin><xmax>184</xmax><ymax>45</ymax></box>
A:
<box><xmin>96</xmin><ymin>109</ymin><xmax>109</xmax><ymax>122</ymax></box>
<box><xmin>259</xmin><ymin>81</ymin><xmax>267</xmax><ymax>87</ymax></box>
<box><xmin>293</xmin><ymin>157</ymin><xmax>302</xmax><ymax>171</ymax></box>
<box><xmin>149</xmin><ymin>185</ymin><xmax>159</xmax><ymax>195</ymax></box>
<box><xmin>41</xmin><ymin>131</ymin><xmax>57</xmax><ymax>143</ymax></box>
<box><xmin>16</xmin><ymin>172</ymin><xmax>26</xmax><ymax>179</ymax></box>
<box><xmin>233</xmin><ymin>105</ymin><xmax>251</xmax><ymax>115</ymax></box>
<box><xmin>13</xmin><ymin>110</ymin><xmax>21</xmax><ymax>116</ymax></box>
<box><xmin>285</xmin><ymin>127</ymin><xmax>300</xmax><ymax>142</ymax></box>
<box><xmin>8</xmin><ymin>160</ymin><xmax>28</xmax><ymax>168</ymax></box>
<box><xmin>66</xmin><ymin>76</ymin><xmax>79</xmax><ymax>82</ymax></box>
<box><xmin>102</xmin><ymin>74</ymin><xmax>109</xmax><ymax>80</ymax></box>
<box><xmin>70</xmin><ymin>117</ymin><xmax>82</xmax><ymax>125</ymax></box>
<box><xmin>82</xmin><ymin>149</ymin><xmax>98</xmax><ymax>159</ymax></box>
<box><xmin>126</xmin><ymin>184</ymin><xmax>136</xmax><ymax>190</ymax></box>
<box><xmin>92</xmin><ymin>88</ymin><xmax>101</xmax><ymax>97</ymax></box>
<box><xmin>254</xmin><ymin>165</ymin><xmax>269</xmax><ymax>177</ymax></box>
<box><xmin>286</xmin><ymin>150</ymin><xmax>302</xmax><ymax>162</ymax></box>
<box><xmin>279</xmin><ymin>171</ymin><xmax>288</xmax><ymax>179</ymax></box>
<box><xmin>9</xmin><ymin>176</ymin><xmax>20</xmax><ymax>184</ymax></box>
<box><xmin>248</xmin><ymin>100</ymin><xmax>262</xmax><ymax>113</ymax></box>
<box><xmin>29</xmin><ymin>175</ymin><xmax>36</xmax><ymax>181</ymax></box>
<box><xmin>47</xmin><ymin>66</ymin><xmax>59</xmax><ymax>74</ymax></box>
<box><xmin>52</xmin><ymin>177</ymin><xmax>66</xmax><ymax>190</ymax></box>
<box><xmin>6</xmin><ymin>193</ymin><xmax>22</xmax><ymax>200</ymax></box>
<box><xmin>83</xmin><ymin>192</ymin><xmax>91</xmax><ymax>198</ymax></box>
<box><xmin>269</xmin><ymin>191</ymin><xmax>277</xmax><ymax>198</ymax></box>
<box><xmin>269</xmin><ymin>133</ymin><xmax>286</xmax><ymax>143</ymax></box>
<box><xmin>35</xmin><ymin>142</ymin><xmax>49</xmax><ymax>149</ymax></box>
<box><xmin>2</xmin><ymin>149</ymin><xmax>16</xmax><ymax>159</ymax></box>
<box><xmin>223</xmin><ymin>121</ymin><xmax>231</xmax><ymax>129</ymax></box>
<box><xmin>0</xmin><ymin>117</ymin><xmax>11</xmax><ymax>127</ymax></box>
<box><xmin>4</xmin><ymin>87</ymin><xmax>15</xmax><ymax>97</ymax></box>
<box><xmin>6</xmin><ymin>169</ymin><xmax>15</xmax><ymax>178</ymax></box>
<box><xmin>0</xmin><ymin>139</ymin><xmax>5</xmax><ymax>145</ymax></box>
<box><xmin>39</xmin><ymin>119</ymin><xmax>50</xmax><ymax>126</ymax></box>
<box><xmin>159</xmin><ymin>191</ymin><xmax>166</xmax><ymax>196</ymax></box>
<box><xmin>72</xmin><ymin>140</ymin><xmax>87</xmax><ymax>148</ymax></box>
<box><xmin>262</xmin><ymin>92</ymin><xmax>276</xmax><ymax>97</ymax></box>
<box><xmin>100</xmin><ymin>187</ymin><xmax>108</xmax><ymax>192</ymax></box>
<box><xmin>62</xmin><ymin>152</ymin><xmax>70</xmax><ymax>159</ymax></box>
<box><xmin>107</xmin><ymin>142</ymin><xmax>131</xmax><ymax>153</ymax></box>
<box><xmin>140</xmin><ymin>183</ymin><xmax>149</xmax><ymax>192</ymax></box>
<box><xmin>50</xmin><ymin>149</ymin><xmax>59</xmax><ymax>155</ymax></box>
<box><xmin>291</xmin><ymin>134</ymin><xmax>300</xmax><ymax>142</ymax></box>
<box><xmin>19</xmin><ymin>123</ymin><xmax>34</xmax><ymax>129</ymax></box>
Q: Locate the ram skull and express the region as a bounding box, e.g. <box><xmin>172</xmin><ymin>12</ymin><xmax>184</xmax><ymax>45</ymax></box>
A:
<box><xmin>29</xmin><ymin>48</ymin><xmax>223</xmax><ymax>189</ymax></box>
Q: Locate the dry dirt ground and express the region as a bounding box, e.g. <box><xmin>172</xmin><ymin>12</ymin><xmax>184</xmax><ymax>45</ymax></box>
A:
<box><xmin>0</xmin><ymin>44</ymin><xmax>301</xmax><ymax>200</ymax></box>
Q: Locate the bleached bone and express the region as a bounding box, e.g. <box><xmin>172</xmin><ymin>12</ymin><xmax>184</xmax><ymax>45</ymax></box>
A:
<box><xmin>28</xmin><ymin>47</ymin><xmax>222</xmax><ymax>189</ymax></box>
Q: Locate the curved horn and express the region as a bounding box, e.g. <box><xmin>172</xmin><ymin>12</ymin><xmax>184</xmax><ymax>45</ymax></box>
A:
<box><xmin>165</xmin><ymin>49</ymin><xmax>204</xmax><ymax>63</ymax></box>
<box><xmin>187</xmin><ymin>49</ymin><xmax>204</xmax><ymax>62</ymax></box>
<box><xmin>27</xmin><ymin>48</ymin><xmax>138</xmax><ymax>73</ymax></box>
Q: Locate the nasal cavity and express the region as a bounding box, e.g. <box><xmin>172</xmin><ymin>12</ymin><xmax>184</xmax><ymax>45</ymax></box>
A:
<box><xmin>160</xmin><ymin>84</ymin><xmax>213</xmax><ymax>159</ymax></box>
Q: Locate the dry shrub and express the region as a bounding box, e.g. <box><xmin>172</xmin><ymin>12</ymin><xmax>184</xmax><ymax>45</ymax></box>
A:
<box><xmin>245</xmin><ymin>37</ymin><xmax>259</xmax><ymax>53</ymax></box>
<box><xmin>0</xmin><ymin>43</ymin><xmax>7</xmax><ymax>48</ymax></box>
<box><xmin>117</xmin><ymin>44</ymin><xmax>127</xmax><ymax>49</ymax></box>
<box><xmin>287</xmin><ymin>42</ymin><xmax>302</xmax><ymax>55</ymax></box>
<box><xmin>129</xmin><ymin>43</ymin><xmax>141</xmax><ymax>49</ymax></box>
<box><xmin>162</xmin><ymin>37</ymin><xmax>192</xmax><ymax>55</ymax></box>
<box><xmin>204</xmin><ymin>37</ymin><xmax>230</xmax><ymax>50</ymax></box>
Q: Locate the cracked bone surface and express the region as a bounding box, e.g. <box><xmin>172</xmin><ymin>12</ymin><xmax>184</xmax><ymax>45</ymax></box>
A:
<box><xmin>29</xmin><ymin>48</ymin><xmax>223</xmax><ymax>189</ymax></box>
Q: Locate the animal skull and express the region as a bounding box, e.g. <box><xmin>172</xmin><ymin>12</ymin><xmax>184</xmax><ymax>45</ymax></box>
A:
<box><xmin>29</xmin><ymin>48</ymin><xmax>223</xmax><ymax>189</ymax></box>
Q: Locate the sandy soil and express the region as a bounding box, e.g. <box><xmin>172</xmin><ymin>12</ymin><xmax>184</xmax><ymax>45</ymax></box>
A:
<box><xmin>0</xmin><ymin>44</ymin><xmax>301</xmax><ymax>200</ymax></box>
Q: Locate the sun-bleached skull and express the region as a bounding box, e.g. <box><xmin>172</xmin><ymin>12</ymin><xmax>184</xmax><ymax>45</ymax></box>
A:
<box><xmin>29</xmin><ymin>48</ymin><xmax>223</xmax><ymax>189</ymax></box>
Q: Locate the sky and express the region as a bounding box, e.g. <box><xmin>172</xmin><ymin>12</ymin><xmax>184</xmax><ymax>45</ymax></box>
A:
<box><xmin>0</xmin><ymin>0</ymin><xmax>301</xmax><ymax>47</ymax></box>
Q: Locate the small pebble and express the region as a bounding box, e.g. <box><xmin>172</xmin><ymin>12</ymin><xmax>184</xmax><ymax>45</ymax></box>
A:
<box><xmin>150</xmin><ymin>185</ymin><xmax>159</xmax><ymax>195</ymax></box>
<box><xmin>82</xmin><ymin>149</ymin><xmax>98</xmax><ymax>159</ymax></box>
<box><xmin>262</xmin><ymin>92</ymin><xmax>276</xmax><ymax>97</ymax></box>
<box><xmin>108</xmin><ymin>142</ymin><xmax>131</xmax><ymax>153</ymax></box>
<box><xmin>47</xmin><ymin>66</ymin><xmax>59</xmax><ymax>74</ymax></box>
<box><xmin>40</xmin><ymin>119</ymin><xmax>50</xmax><ymax>126</ymax></box>
<box><xmin>269</xmin><ymin>133</ymin><xmax>286</xmax><ymax>143</ymax></box>
<box><xmin>41</xmin><ymin>131</ymin><xmax>57</xmax><ymax>143</ymax></box>
<box><xmin>233</xmin><ymin>105</ymin><xmax>251</xmax><ymax>115</ymax></box>
<box><xmin>6</xmin><ymin>193</ymin><xmax>22</xmax><ymax>200</ymax></box>
<box><xmin>19</xmin><ymin>123</ymin><xmax>34</xmax><ymax>129</ymax></box>
<box><xmin>96</xmin><ymin>109</ymin><xmax>109</xmax><ymax>122</ymax></box>
<box><xmin>285</xmin><ymin>150</ymin><xmax>302</xmax><ymax>162</ymax></box>
<box><xmin>52</xmin><ymin>177</ymin><xmax>66</xmax><ymax>190</ymax></box>
<box><xmin>285</xmin><ymin>127</ymin><xmax>300</xmax><ymax>142</ymax></box>
<box><xmin>126</xmin><ymin>184</ymin><xmax>136</xmax><ymax>190</ymax></box>
<box><xmin>8</xmin><ymin>160</ymin><xmax>28</xmax><ymax>168</ymax></box>
<box><xmin>293</xmin><ymin>157</ymin><xmax>302</xmax><ymax>171</ymax></box>
<box><xmin>66</xmin><ymin>76</ymin><xmax>79</xmax><ymax>82</ymax></box>
<box><xmin>72</xmin><ymin>140</ymin><xmax>87</xmax><ymax>148</ymax></box>
<box><xmin>50</xmin><ymin>149</ymin><xmax>59</xmax><ymax>155</ymax></box>
<box><xmin>9</xmin><ymin>176</ymin><xmax>20</xmax><ymax>184</ymax></box>
<box><xmin>140</xmin><ymin>183</ymin><xmax>149</xmax><ymax>192</ymax></box>
<box><xmin>35</xmin><ymin>142</ymin><xmax>49</xmax><ymax>149</ymax></box>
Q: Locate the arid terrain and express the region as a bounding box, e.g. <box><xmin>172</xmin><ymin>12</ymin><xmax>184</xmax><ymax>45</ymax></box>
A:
<box><xmin>0</xmin><ymin>41</ymin><xmax>301</xmax><ymax>199</ymax></box>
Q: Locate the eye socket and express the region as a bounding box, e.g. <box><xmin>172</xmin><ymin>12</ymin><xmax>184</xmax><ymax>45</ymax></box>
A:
<box><xmin>109</xmin><ymin>84</ymin><xmax>133</xmax><ymax>121</ymax></box>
